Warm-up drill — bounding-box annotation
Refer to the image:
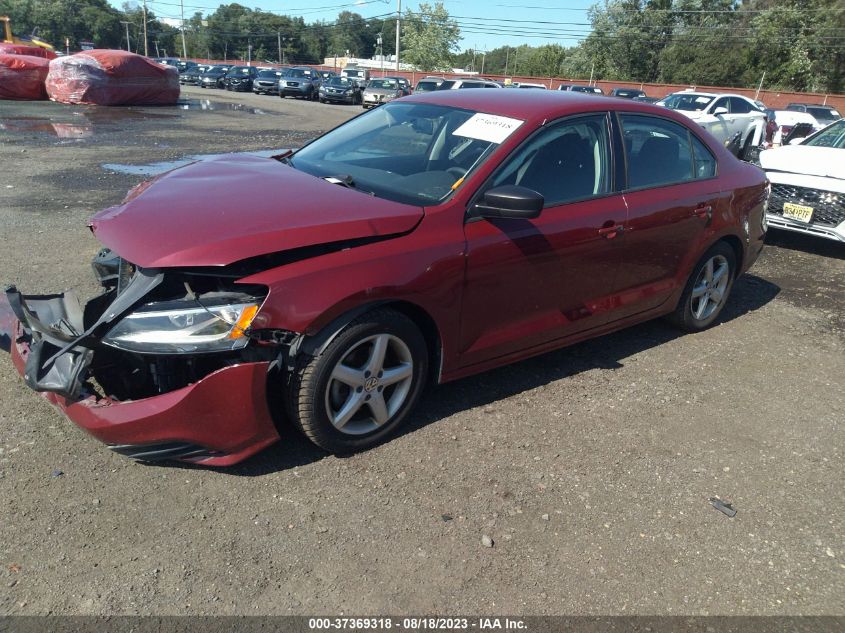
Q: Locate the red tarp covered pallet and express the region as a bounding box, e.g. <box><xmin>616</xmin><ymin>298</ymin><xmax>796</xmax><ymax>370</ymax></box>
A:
<box><xmin>45</xmin><ymin>49</ymin><xmax>179</xmax><ymax>106</ymax></box>
<box><xmin>0</xmin><ymin>54</ymin><xmax>50</xmax><ymax>100</ymax></box>
<box><xmin>0</xmin><ymin>44</ymin><xmax>57</xmax><ymax>59</ymax></box>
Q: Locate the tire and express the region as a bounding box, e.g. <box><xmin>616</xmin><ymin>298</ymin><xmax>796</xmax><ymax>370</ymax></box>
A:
<box><xmin>287</xmin><ymin>309</ymin><xmax>428</xmax><ymax>453</ymax></box>
<box><xmin>319</xmin><ymin>97</ymin><xmax>326</xmax><ymax>103</ymax></box>
<box><xmin>668</xmin><ymin>241</ymin><xmax>737</xmax><ymax>332</ymax></box>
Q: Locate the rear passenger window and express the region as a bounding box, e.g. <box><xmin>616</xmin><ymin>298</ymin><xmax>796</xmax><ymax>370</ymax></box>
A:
<box><xmin>620</xmin><ymin>115</ymin><xmax>695</xmax><ymax>189</ymax></box>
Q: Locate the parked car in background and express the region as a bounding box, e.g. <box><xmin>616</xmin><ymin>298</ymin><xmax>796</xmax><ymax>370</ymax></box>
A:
<box><xmin>633</xmin><ymin>95</ymin><xmax>660</xmax><ymax>104</ymax></box>
<box><xmin>279</xmin><ymin>66</ymin><xmax>321</xmax><ymax>99</ymax></box>
<box><xmin>759</xmin><ymin>118</ymin><xmax>845</xmax><ymax>242</ymax></box>
<box><xmin>516</xmin><ymin>82</ymin><xmax>547</xmax><ymax>89</ymax></box>
<box><xmin>414</xmin><ymin>76</ymin><xmax>444</xmax><ymax>92</ymax></box>
<box><xmin>319</xmin><ymin>75</ymin><xmax>362</xmax><ymax>105</ymax></box>
<box><xmin>341</xmin><ymin>67</ymin><xmax>370</xmax><ymax>89</ymax></box>
<box><xmin>658</xmin><ymin>91</ymin><xmax>766</xmax><ymax>159</ymax></box>
<box><xmin>199</xmin><ymin>65</ymin><xmax>229</xmax><ymax>89</ymax></box>
<box><xmin>786</xmin><ymin>103</ymin><xmax>842</xmax><ymax>127</ymax></box>
<box><xmin>384</xmin><ymin>76</ymin><xmax>412</xmax><ymax>95</ymax></box>
<box><xmin>559</xmin><ymin>84</ymin><xmax>604</xmax><ymax>94</ymax></box>
<box><xmin>610</xmin><ymin>87</ymin><xmax>646</xmax><ymax>99</ymax></box>
<box><xmin>438</xmin><ymin>78</ymin><xmax>502</xmax><ymax>89</ymax></box>
<box><xmin>764</xmin><ymin>109</ymin><xmax>819</xmax><ymax>146</ymax></box>
<box><xmin>0</xmin><ymin>90</ymin><xmax>768</xmax><ymax>465</ymax></box>
<box><xmin>363</xmin><ymin>77</ymin><xmax>405</xmax><ymax>108</ymax></box>
<box><xmin>222</xmin><ymin>65</ymin><xmax>258</xmax><ymax>92</ymax></box>
<box><xmin>179</xmin><ymin>65</ymin><xmax>203</xmax><ymax>85</ymax></box>
<box><xmin>253</xmin><ymin>68</ymin><xmax>284</xmax><ymax>95</ymax></box>
<box><xmin>318</xmin><ymin>70</ymin><xmax>338</xmax><ymax>82</ymax></box>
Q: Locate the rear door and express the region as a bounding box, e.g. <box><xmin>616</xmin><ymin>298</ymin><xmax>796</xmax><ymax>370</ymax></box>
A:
<box><xmin>615</xmin><ymin>113</ymin><xmax>728</xmax><ymax>316</ymax></box>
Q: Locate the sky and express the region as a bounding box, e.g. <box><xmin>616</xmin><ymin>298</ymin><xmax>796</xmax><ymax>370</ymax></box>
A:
<box><xmin>114</xmin><ymin>0</ymin><xmax>597</xmax><ymax>52</ymax></box>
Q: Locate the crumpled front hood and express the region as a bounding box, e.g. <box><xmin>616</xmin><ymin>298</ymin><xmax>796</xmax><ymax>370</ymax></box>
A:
<box><xmin>90</xmin><ymin>154</ymin><xmax>423</xmax><ymax>268</ymax></box>
<box><xmin>759</xmin><ymin>145</ymin><xmax>845</xmax><ymax>180</ymax></box>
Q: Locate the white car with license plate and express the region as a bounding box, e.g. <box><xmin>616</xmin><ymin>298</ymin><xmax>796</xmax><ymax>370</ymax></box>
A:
<box><xmin>658</xmin><ymin>91</ymin><xmax>766</xmax><ymax>159</ymax></box>
<box><xmin>758</xmin><ymin>118</ymin><xmax>845</xmax><ymax>242</ymax></box>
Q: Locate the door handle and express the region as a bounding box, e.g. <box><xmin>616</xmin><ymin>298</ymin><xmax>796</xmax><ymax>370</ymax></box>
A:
<box><xmin>598</xmin><ymin>224</ymin><xmax>624</xmax><ymax>239</ymax></box>
<box><xmin>693</xmin><ymin>205</ymin><xmax>713</xmax><ymax>220</ymax></box>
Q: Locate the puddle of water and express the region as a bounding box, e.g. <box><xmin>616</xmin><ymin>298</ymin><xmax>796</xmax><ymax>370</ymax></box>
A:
<box><xmin>102</xmin><ymin>149</ymin><xmax>286</xmax><ymax>176</ymax></box>
<box><xmin>0</xmin><ymin>118</ymin><xmax>94</xmax><ymax>139</ymax></box>
<box><xmin>176</xmin><ymin>99</ymin><xmax>276</xmax><ymax>115</ymax></box>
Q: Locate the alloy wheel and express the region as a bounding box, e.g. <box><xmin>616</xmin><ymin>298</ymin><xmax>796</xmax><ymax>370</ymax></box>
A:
<box><xmin>324</xmin><ymin>334</ymin><xmax>414</xmax><ymax>435</ymax></box>
<box><xmin>690</xmin><ymin>254</ymin><xmax>730</xmax><ymax>321</ymax></box>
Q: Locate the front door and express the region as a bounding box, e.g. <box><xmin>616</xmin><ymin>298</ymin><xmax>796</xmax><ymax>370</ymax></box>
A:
<box><xmin>459</xmin><ymin>113</ymin><xmax>627</xmax><ymax>369</ymax></box>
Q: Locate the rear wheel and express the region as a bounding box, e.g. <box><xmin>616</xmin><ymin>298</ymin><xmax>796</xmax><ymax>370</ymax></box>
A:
<box><xmin>668</xmin><ymin>242</ymin><xmax>737</xmax><ymax>332</ymax></box>
<box><xmin>286</xmin><ymin>309</ymin><xmax>428</xmax><ymax>453</ymax></box>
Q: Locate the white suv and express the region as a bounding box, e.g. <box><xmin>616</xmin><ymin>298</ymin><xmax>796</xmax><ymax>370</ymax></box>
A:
<box><xmin>658</xmin><ymin>91</ymin><xmax>766</xmax><ymax>159</ymax></box>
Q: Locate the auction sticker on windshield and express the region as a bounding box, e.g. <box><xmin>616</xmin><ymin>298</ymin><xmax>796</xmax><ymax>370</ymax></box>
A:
<box><xmin>453</xmin><ymin>113</ymin><xmax>524</xmax><ymax>144</ymax></box>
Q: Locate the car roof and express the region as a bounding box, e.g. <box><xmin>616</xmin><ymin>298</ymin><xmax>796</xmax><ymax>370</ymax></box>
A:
<box><xmin>401</xmin><ymin>88</ymin><xmax>701</xmax><ymax>123</ymax></box>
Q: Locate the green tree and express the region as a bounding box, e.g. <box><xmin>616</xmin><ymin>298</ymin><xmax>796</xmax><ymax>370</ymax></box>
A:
<box><xmin>401</xmin><ymin>2</ymin><xmax>460</xmax><ymax>72</ymax></box>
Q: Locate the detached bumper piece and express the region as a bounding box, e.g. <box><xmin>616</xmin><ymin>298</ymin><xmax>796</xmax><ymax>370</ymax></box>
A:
<box><xmin>6</xmin><ymin>288</ymin><xmax>94</xmax><ymax>399</ymax></box>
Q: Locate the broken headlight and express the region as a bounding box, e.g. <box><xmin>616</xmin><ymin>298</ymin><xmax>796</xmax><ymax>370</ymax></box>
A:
<box><xmin>102</xmin><ymin>300</ymin><xmax>261</xmax><ymax>354</ymax></box>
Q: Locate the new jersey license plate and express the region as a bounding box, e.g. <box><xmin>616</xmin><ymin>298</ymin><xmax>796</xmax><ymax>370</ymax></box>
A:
<box><xmin>782</xmin><ymin>202</ymin><xmax>814</xmax><ymax>223</ymax></box>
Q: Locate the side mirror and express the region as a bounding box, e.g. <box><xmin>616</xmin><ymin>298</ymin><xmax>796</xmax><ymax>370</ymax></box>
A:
<box><xmin>713</xmin><ymin>107</ymin><xmax>728</xmax><ymax>116</ymax></box>
<box><xmin>472</xmin><ymin>185</ymin><xmax>544</xmax><ymax>220</ymax></box>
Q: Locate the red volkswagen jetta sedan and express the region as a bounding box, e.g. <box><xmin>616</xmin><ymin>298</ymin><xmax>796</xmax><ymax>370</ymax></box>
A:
<box><xmin>0</xmin><ymin>90</ymin><xmax>768</xmax><ymax>465</ymax></box>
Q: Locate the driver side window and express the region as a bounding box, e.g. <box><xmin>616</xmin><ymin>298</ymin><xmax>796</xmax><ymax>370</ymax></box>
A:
<box><xmin>489</xmin><ymin>114</ymin><xmax>612</xmax><ymax>207</ymax></box>
<box><xmin>712</xmin><ymin>97</ymin><xmax>730</xmax><ymax>113</ymax></box>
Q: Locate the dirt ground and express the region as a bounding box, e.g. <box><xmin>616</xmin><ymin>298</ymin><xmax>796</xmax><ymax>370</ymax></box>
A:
<box><xmin>0</xmin><ymin>87</ymin><xmax>842</xmax><ymax>616</ymax></box>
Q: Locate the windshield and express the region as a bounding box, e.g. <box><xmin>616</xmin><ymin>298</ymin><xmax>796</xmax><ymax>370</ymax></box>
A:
<box><xmin>257</xmin><ymin>70</ymin><xmax>281</xmax><ymax>79</ymax></box>
<box><xmin>285</xmin><ymin>68</ymin><xmax>313</xmax><ymax>78</ymax></box>
<box><xmin>803</xmin><ymin>120</ymin><xmax>845</xmax><ymax>149</ymax></box>
<box><xmin>369</xmin><ymin>79</ymin><xmax>399</xmax><ymax>90</ymax></box>
<box><xmin>289</xmin><ymin>102</ymin><xmax>523</xmax><ymax>206</ymax></box>
<box><xmin>226</xmin><ymin>67</ymin><xmax>251</xmax><ymax>76</ymax></box>
<box><xmin>807</xmin><ymin>107</ymin><xmax>841</xmax><ymax>122</ymax></box>
<box><xmin>416</xmin><ymin>80</ymin><xmax>440</xmax><ymax>92</ymax></box>
<box><xmin>661</xmin><ymin>93</ymin><xmax>714</xmax><ymax>111</ymax></box>
<box><xmin>327</xmin><ymin>77</ymin><xmax>354</xmax><ymax>87</ymax></box>
<box><xmin>344</xmin><ymin>70</ymin><xmax>362</xmax><ymax>78</ymax></box>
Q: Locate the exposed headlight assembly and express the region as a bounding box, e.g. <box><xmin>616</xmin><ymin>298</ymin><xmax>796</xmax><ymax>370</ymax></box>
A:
<box><xmin>103</xmin><ymin>299</ymin><xmax>261</xmax><ymax>354</ymax></box>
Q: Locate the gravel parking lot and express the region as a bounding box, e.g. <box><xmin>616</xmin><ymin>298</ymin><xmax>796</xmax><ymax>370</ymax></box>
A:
<box><xmin>0</xmin><ymin>86</ymin><xmax>843</xmax><ymax>616</ymax></box>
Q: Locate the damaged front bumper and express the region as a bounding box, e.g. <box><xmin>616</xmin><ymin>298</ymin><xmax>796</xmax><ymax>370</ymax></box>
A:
<box><xmin>0</xmin><ymin>261</ymin><xmax>282</xmax><ymax>466</ymax></box>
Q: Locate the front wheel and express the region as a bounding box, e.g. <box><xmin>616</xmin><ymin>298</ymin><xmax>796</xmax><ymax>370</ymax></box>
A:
<box><xmin>668</xmin><ymin>242</ymin><xmax>737</xmax><ymax>332</ymax></box>
<box><xmin>286</xmin><ymin>309</ymin><xmax>428</xmax><ymax>453</ymax></box>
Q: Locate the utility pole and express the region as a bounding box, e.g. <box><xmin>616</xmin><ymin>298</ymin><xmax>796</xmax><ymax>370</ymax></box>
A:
<box><xmin>394</xmin><ymin>0</ymin><xmax>401</xmax><ymax>71</ymax></box>
<box><xmin>481</xmin><ymin>51</ymin><xmax>486</xmax><ymax>75</ymax></box>
<box><xmin>377</xmin><ymin>33</ymin><xmax>383</xmax><ymax>76</ymax></box>
<box><xmin>142</xmin><ymin>0</ymin><xmax>149</xmax><ymax>56</ymax></box>
<box><xmin>179</xmin><ymin>0</ymin><xmax>187</xmax><ymax>58</ymax></box>
<box><xmin>277</xmin><ymin>31</ymin><xmax>282</xmax><ymax>65</ymax></box>
<box><xmin>120</xmin><ymin>21</ymin><xmax>131</xmax><ymax>52</ymax></box>
<box><xmin>504</xmin><ymin>47</ymin><xmax>509</xmax><ymax>75</ymax></box>
<box><xmin>154</xmin><ymin>41</ymin><xmax>160</xmax><ymax>56</ymax></box>
<box><xmin>247</xmin><ymin>39</ymin><xmax>252</xmax><ymax>66</ymax></box>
